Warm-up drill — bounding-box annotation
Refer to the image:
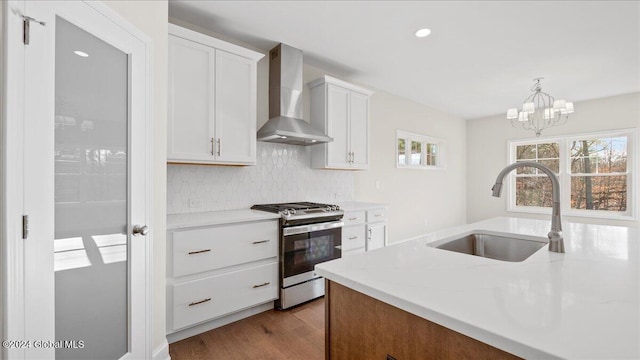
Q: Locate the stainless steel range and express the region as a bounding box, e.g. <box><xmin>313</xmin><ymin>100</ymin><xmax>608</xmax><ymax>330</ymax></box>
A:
<box><xmin>251</xmin><ymin>202</ymin><xmax>343</xmax><ymax>309</ymax></box>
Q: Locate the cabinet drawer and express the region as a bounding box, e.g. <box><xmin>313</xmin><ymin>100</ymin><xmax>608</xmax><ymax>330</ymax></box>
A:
<box><xmin>172</xmin><ymin>220</ymin><xmax>277</xmax><ymax>277</ymax></box>
<box><xmin>367</xmin><ymin>208</ymin><xmax>386</xmax><ymax>222</ymax></box>
<box><xmin>343</xmin><ymin>211</ymin><xmax>365</xmax><ymax>226</ymax></box>
<box><xmin>342</xmin><ymin>225</ymin><xmax>366</xmax><ymax>252</ymax></box>
<box><xmin>172</xmin><ymin>261</ymin><xmax>278</xmax><ymax>330</ymax></box>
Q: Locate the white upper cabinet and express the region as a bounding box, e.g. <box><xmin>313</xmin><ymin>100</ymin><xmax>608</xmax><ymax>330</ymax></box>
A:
<box><xmin>168</xmin><ymin>24</ymin><xmax>264</xmax><ymax>165</ymax></box>
<box><xmin>309</xmin><ymin>76</ymin><xmax>373</xmax><ymax>170</ymax></box>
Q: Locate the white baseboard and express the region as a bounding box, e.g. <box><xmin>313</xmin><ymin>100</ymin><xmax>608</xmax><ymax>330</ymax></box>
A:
<box><xmin>152</xmin><ymin>338</ymin><xmax>171</xmax><ymax>360</ymax></box>
<box><xmin>167</xmin><ymin>301</ymin><xmax>274</xmax><ymax>344</ymax></box>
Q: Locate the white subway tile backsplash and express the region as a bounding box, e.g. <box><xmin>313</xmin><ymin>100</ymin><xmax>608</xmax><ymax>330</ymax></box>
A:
<box><xmin>167</xmin><ymin>142</ymin><xmax>354</xmax><ymax>214</ymax></box>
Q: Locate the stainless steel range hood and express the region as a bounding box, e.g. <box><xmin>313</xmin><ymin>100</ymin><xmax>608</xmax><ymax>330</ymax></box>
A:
<box><xmin>257</xmin><ymin>43</ymin><xmax>332</xmax><ymax>146</ymax></box>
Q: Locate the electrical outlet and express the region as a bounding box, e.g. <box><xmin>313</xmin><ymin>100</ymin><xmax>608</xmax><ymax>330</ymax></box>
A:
<box><xmin>189</xmin><ymin>198</ymin><xmax>202</xmax><ymax>208</ymax></box>
<box><xmin>334</xmin><ymin>193</ymin><xmax>344</xmax><ymax>200</ymax></box>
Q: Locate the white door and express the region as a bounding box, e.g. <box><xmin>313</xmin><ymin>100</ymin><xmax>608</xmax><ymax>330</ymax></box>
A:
<box><xmin>366</xmin><ymin>222</ymin><xmax>386</xmax><ymax>251</ymax></box>
<box><xmin>5</xmin><ymin>1</ymin><xmax>151</xmax><ymax>359</ymax></box>
<box><xmin>349</xmin><ymin>91</ymin><xmax>369</xmax><ymax>169</ymax></box>
<box><xmin>326</xmin><ymin>84</ymin><xmax>351</xmax><ymax>167</ymax></box>
<box><xmin>168</xmin><ymin>35</ymin><xmax>216</xmax><ymax>162</ymax></box>
<box><xmin>215</xmin><ymin>49</ymin><xmax>256</xmax><ymax>164</ymax></box>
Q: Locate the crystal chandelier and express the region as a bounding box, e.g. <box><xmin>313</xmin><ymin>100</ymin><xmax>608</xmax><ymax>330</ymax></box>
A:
<box><xmin>507</xmin><ymin>78</ymin><xmax>574</xmax><ymax>137</ymax></box>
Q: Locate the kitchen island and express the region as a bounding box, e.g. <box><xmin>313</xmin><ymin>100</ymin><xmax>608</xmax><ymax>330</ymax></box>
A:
<box><xmin>314</xmin><ymin>217</ymin><xmax>639</xmax><ymax>359</ymax></box>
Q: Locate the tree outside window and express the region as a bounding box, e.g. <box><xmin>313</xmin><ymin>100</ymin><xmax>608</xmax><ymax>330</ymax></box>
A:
<box><xmin>509</xmin><ymin>130</ymin><xmax>634</xmax><ymax>220</ymax></box>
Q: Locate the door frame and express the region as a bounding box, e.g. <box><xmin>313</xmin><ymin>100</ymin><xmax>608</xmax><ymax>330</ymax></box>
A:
<box><xmin>1</xmin><ymin>1</ymin><xmax>153</xmax><ymax>358</ymax></box>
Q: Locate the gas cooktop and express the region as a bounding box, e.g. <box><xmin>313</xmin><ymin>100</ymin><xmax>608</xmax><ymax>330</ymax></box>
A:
<box><xmin>251</xmin><ymin>202</ymin><xmax>343</xmax><ymax>222</ymax></box>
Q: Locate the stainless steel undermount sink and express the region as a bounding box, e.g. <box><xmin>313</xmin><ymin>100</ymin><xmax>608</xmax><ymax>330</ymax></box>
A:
<box><xmin>428</xmin><ymin>232</ymin><xmax>547</xmax><ymax>262</ymax></box>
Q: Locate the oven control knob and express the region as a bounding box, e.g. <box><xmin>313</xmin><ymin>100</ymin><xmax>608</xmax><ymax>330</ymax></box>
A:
<box><xmin>290</xmin><ymin>209</ymin><xmax>296</xmax><ymax>214</ymax></box>
<box><xmin>325</xmin><ymin>206</ymin><xmax>332</xmax><ymax>212</ymax></box>
<box><xmin>282</xmin><ymin>210</ymin><xmax>290</xmax><ymax>216</ymax></box>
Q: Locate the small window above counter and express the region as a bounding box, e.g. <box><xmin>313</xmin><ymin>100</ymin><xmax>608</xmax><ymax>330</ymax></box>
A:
<box><xmin>396</xmin><ymin>129</ymin><xmax>446</xmax><ymax>170</ymax></box>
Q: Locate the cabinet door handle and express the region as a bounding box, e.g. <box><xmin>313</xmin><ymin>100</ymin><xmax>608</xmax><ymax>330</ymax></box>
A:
<box><xmin>368</xmin><ymin>228</ymin><xmax>372</xmax><ymax>240</ymax></box>
<box><xmin>374</xmin><ymin>214</ymin><xmax>383</xmax><ymax>217</ymax></box>
<box><xmin>188</xmin><ymin>298</ymin><xmax>211</xmax><ymax>306</ymax></box>
<box><xmin>253</xmin><ymin>282</ymin><xmax>270</xmax><ymax>288</ymax></box>
<box><xmin>188</xmin><ymin>249</ymin><xmax>211</xmax><ymax>255</ymax></box>
<box><xmin>349</xmin><ymin>236</ymin><xmax>359</xmax><ymax>240</ymax></box>
<box><xmin>348</xmin><ymin>217</ymin><xmax>358</xmax><ymax>221</ymax></box>
<box><xmin>252</xmin><ymin>240</ymin><xmax>270</xmax><ymax>244</ymax></box>
<box><xmin>351</xmin><ymin>152</ymin><xmax>355</xmax><ymax>163</ymax></box>
<box><xmin>210</xmin><ymin>138</ymin><xmax>215</xmax><ymax>156</ymax></box>
<box><xmin>217</xmin><ymin>138</ymin><xmax>221</xmax><ymax>156</ymax></box>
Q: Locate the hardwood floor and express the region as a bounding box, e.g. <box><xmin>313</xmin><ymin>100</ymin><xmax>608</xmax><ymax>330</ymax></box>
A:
<box><xmin>169</xmin><ymin>298</ymin><xmax>325</xmax><ymax>360</ymax></box>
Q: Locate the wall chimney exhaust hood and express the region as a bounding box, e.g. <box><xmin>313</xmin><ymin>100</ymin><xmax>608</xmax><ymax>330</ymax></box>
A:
<box><xmin>257</xmin><ymin>44</ymin><xmax>332</xmax><ymax>146</ymax></box>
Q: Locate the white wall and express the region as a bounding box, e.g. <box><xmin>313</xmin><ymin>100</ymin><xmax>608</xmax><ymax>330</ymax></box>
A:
<box><xmin>467</xmin><ymin>93</ymin><xmax>640</xmax><ymax>227</ymax></box>
<box><xmin>353</xmin><ymin>89</ymin><xmax>468</xmax><ymax>243</ymax></box>
<box><xmin>103</xmin><ymin>0</ymin><xmax>168</xmax><ymax>354</ymax></box>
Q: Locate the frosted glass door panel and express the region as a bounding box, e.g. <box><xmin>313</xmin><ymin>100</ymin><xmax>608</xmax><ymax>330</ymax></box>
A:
<box><xmin>54</xmin><ymin>17</ymin><xmax>128</xmax><ymax>359</ymax></box>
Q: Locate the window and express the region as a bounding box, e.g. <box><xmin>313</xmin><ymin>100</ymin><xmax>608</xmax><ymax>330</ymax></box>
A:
<box><xmin>514</xmin><ymin>142</ymin><xmax>560</xmax><ymax>207</ymax></box>
<box><xmin>569</xmin><ymin>137</ymin><xmax>628</xmax><ymax>211</ymax></box>
<box><xmin>508</xmin><ymin>129</ymin><xmax>636</xmax><ymax>220</ymax></box>
<box><xmin>396</xmin><ymin>130</ymin><xmax>445</xmax><ymax>169</ymax></box>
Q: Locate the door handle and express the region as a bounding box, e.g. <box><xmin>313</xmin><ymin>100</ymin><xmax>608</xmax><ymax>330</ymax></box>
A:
<box><xmin>132</xmin><ymin>225</ymin><xmax>149</xmax><ymax>236</ymax></box>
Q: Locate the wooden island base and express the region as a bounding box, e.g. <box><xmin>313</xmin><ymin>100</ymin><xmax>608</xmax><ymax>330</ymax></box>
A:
<box><xmin>325</xmin><ymin>280</ymin><xmax>521</xmax><ymax>360</ymax></box>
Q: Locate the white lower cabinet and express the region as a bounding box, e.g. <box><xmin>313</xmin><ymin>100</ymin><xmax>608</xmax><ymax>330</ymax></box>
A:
<box><xmin>172</xmin><ymin>262</ymin><xmax>277</xmax><ymax>330</ymax></box>
<box><xmin>342</xmin><ymin>224</ymin><xmax>366</xmax><ymax>253</ymax></box>
<box><xmin>167</xmin><ymin>218</ymin><xmax>278</xmax><ymax>334</ymax></box>
<box><xmin>366</xmin><ymin>222</ymin><xmax>387</xmax><ymax>251</ymax></box>
<box><xmin>342</xmin><ymin>207</ymin><xmax>387</xmax><ymax>257</ymax></box>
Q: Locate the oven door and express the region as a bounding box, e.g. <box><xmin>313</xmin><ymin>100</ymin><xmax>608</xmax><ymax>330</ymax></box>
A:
<box><xmin>282</xmin><ymin>220</ymin><xmax>342</xmax><ymax>287</ymax></box>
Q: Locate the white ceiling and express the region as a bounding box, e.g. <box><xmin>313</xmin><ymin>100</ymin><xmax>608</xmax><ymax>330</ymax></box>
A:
<box><xmin>169</xmin><ymin>1</ymin><xmax>640</xmax><ymax>120</ymax></box>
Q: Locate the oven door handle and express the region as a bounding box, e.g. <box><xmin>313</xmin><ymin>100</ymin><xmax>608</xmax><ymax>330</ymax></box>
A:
<box><xmin>283</xmin><ymin>220</ymin><xmax>344</xmax><ymax>236</ymax></box>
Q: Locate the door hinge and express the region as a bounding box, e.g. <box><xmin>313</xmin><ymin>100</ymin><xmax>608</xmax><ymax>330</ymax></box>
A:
<box><xmin>22</xmin><ymin>215</ymin><xmax>29</xmax><ymax>239</ymax></box>
<box><xmin>21</xmin><ymin>15</ymin><xmax>46</xmax><ymax>45</ymax></box>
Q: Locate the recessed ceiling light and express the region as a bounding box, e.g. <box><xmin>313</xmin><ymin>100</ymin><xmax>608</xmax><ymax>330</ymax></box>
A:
<box><xmin>74</xmin><ymin>50</ymin><xmax>89</xmax><ymax>57</ymax></box>
<box><xmin>415</xmin><ymin>28</ymin><xmax>431</xmax><ymax>38</ymax></box>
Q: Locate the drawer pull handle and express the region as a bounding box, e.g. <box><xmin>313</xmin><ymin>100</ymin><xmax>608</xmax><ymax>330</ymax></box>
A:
<box><xmin>348</xmin><ymin>217</ymin><xmax>358</xmax><ymax>221</ymax></box>
<box><xmin>188</xmin><ymin>298</ymin><xmax>211</xmax><ymax>306</ymax></box>
<box><xmin>253</xmin><ymin>282</ymin><xmax>270</xmax><ymax>288</ymax></box>
<box><xmin>349</xmin><ymin>236</ymin><xmax>359</xmax><ymax>240</ymax></box>
<box><xmin>252</xmin><ymin>240</ymin><xmax>270</xmax><ymax>244</ymax></box>
<box><xmin>374</xmin><ymin>214</ymin><xmax>384</xmax><ymax>217</ymax></box>
<box><xmin>188</xmin><ymin>249</ymin><xmax>211</xmax><ymax>255</ymax></box>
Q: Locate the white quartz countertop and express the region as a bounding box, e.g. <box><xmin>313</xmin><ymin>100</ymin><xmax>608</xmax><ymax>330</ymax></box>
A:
<box><xmin>336</xmin><ymin>201</ymin><xmax>387</xmax><ymax>212</ymax></box>
<box><xmin>167</xmin><ymin>209</ymin><xmax>280</xmax><ymax>230</ymax></box>
<box><xmin>315</xmin><ymin>217</ymin><xmax>639</xmax><ymax>359</ymax></box>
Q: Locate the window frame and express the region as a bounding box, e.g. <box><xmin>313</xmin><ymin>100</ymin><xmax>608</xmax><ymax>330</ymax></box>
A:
<box><xmin>396</xmin><ymin>130</ymin><xmax>446</xmax><ymax>170</ymax></box>
<box><xmin>507</xmin><ymin>128</ymin><xmax>637</xmax><ymax>221</ymax></box>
